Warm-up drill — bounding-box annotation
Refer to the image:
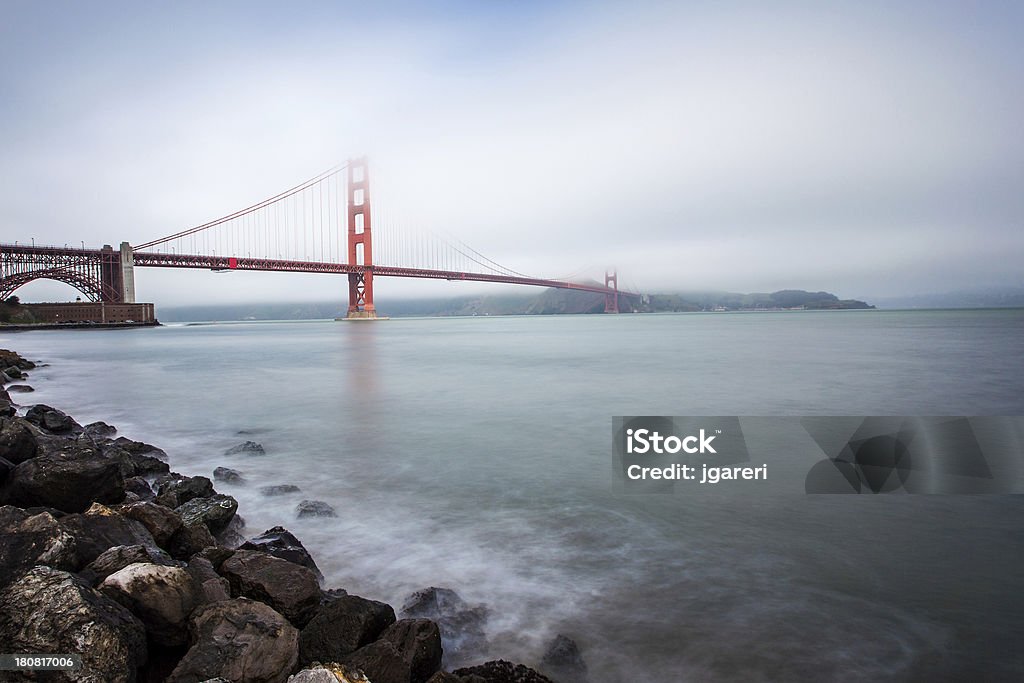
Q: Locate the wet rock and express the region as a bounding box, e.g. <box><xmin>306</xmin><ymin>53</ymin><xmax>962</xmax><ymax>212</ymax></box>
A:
<box><xmin>401</xmin><ymin>587</ymin><xmax>489</xmax><ymax>668</ymax></box>
<box><xmin>84</xmin><ymin>420</ymin><xmax>118</xmax><ymax>439</ymax></box>
<box><xmin>540</xmin><ymin>634</ymin><xmax>589</xmax><ymax>683</ymax></box>
<box><xmin>176</xmin><ymin>493</ymin><xmax>238</xmax><ymax>535</ymax></box>
<box><xmin>117</xmin><ymin>500</ymin><xmax>183</xmax><ymax>547</ymax></box>
<box><xmin>425</xmin><ymin>673</ymin><xmax>462</xmax><ymax>683</ymax></box>
<box><xmin>215</xmin><ymin>513</ymin><xmax>247</xmax><ymax>548</ymax></box>
<box><xmin>0</xmin><ymin>455</ymin><xmax>13</xmax><ymax>484</ymax></box>
<box><xmin>58</xmin><ymin>502</ymin><xmax>161</xmax><ymax>568</ymax></box>
<box><xmin>167</xmin><ymin>519</ymin><xmax>218</xmax><ymax>561</ymax></box>
<box><xmin>25</xmin><ymin>404</ymin><xmax>81</xmax><ymax>434</ymax></box>
<box><xmin>0</xmin><ymin>398</ymin><xmax>13</xmax><ymax>418</ymax></box>
<box><xmin>7</xmin><ymin>384</ymin><xmax>34</xmax><ymax>393</ymax></box>
<box><xmin>289</xmin><ymin>664</ymin><xmax>372</xmax><ymax>682</ymax></box>
<box><xmin>0</xmin><ymin>507</ymin><xmax>78</xmax><ymax>585</ymax></box>
<box><xmin>0</xmin><ymin>416</ymin><xmax>38</xmax><ymax>464</ymax></box>
<box><xmin>219</xmin><ymin>549</ymin><xmax>321</xmax><ymax>627</ymax></box>
<box><xmin>299</xmin><ymin>593</ymin><xmax>396</xmax><ymax>666</ymax></box>
<box><xmin>113</xmin><ymin>435</ymin><xmax>168</xmax><ymax>460</ymax></box>
<box><xmin>155</xmin><ymin>473</ymin><xmax>215</xmax><ymax>508</ymax></box>
<box><xmin>124</xmin><ymin>449</ymin><xmax>171</xmax><ymax>476</ymax></box>
<box><xmin>0</xmin><ymin>566</ymin><xmax>147</xmax><ymax>681</ymax></box>
<box><xmin>0</xmin><ymin>451</ymin><xmax>124</xmax><ymax>512</ymax></box>
<box><xmin>296</xmin><ymin>499</ymin><xmax>337</xmax><ymax>518</ymax></box>
<box><xmin>240</xmin><ymin>525</ymin><xmax>322</xmax><ymax>578</ymax></box>
<box><xmin>81</xmin><ymin>543</ymin><xmax>180</xmax><ymax>585</ymax></box>
<box><xmin>225</xmin><ymin>440</ymin><xmax>266</xmax><ymax>455</ymax></box>
<box><xmin>376</xmin><ymin>618</ymin><xmax>443</xmax><ymax>683</ymax></box>
<box><xmin>188</xmin><ymin>556</ymin><xmax>231</xmax><ymax>602</ymax></box>
<box><xmin>261</xmin><ymin>483</ymin><xmax>301</xmax><ymax>496</ymax></box>
<box><xmin>345</xmin><ymin>639</ymin><xmax>410</xmax><ymax>683</ymax></box>
<box><xmin>3</xmin><ymin>365</ymin><xmax>23</xmax><ymax>379</ymax></box>
<box><xmin>0</xmin><ymin>350</ymin><xmax>35</xmax><ymax>370</ymax></box>
<box><xmin>124</xmin><ymin>475</ymin><xmax>157</xmax><ymax>500</ymax></box>
<box><xmin>101</xmin><ymin>562</ymin><xmax>203</xmax><ymax>646</ymax></box>
<box><xmin>453</xmin><ymin>661</ymin><xmax>555</xmax><ymax>683</ymax></box>
<box><xmin>213</xmin><ymin>466</ymin><xmax>245</xmax><ymax>484</ymax></box>
<box><xmin>167</xmin><ymin>598</ymin><xmax>298</xmax><ymax>683</ymax></box>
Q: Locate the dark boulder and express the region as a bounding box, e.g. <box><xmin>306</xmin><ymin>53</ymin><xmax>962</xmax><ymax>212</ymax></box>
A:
<box><xmin>261</xmin><ymin>483</ymin><xmax>301</xmax><ymax>496</ymax></box>
<box><xmin>101</xmin><ymin>562</ymin><xmax>203</xmax><ymax>646</ymax></box>
<box><xmin>0</xmin><ymin>350</ymin><xmax>35</xmax><ymax>370</ymax></box>
<box><xmin>167</xmin><ymin>519</ymin><xmax>217</xmax><ymax>561</ymax></box>
<box><xmin>7</xmin><ymin>384</ymin><xmax>34</xmax><ymax>393</ymax></box>
<box><xmin>0</xmin><ymin>451</ymin><xmax>125</xmax><ymax>512</ymax></box>
<box><xmin>215</xmin><ymin>512</ymin><xmax>247</xmax><ymax>548</ymax></box>
<box><xmin>176</xmin><ymin>493</ymin><xmax>238</xmax><ymax>535</ymax></box>
<box><xmin>540</xmin><ymin>634</ymin><xmax>589</xmax><ymax>683</ymax></box>
<box><xmin>377</xmin><ymin>618</ymin><xmax>444</xmax><ymax>683</ymax></box>
<box><xmin>240</xmin><ymin>525</ymin><xmax>322</xmax><ymax>579</ymax></box>
<box><xmin>84</xmin><ymin>420</ymin><xmax>118</xmax><ymax>439</ymax></box>
<box><xmin>299</xmin><ymin>593</ymin><xmax>396</xmax><ymax>666</ymax></box>
<box><xmin>167</xmin><ymin>598</ymin><xmax>298</xmax><ymax>683</ymax></box>
<box><xmin>58</xmin><ymin>502</ymin><xmax>161</xmax><ymax>568</ymax></box>
<box><xmin>124</xmin><ymin>449</ymin><xmax>171</xmax><ymax>476</ymax></box>
<box><xmin>345</xmin><ymin>639</ymin><xmax>410</xmax><ymax>683</ymax></box>
<box><xmin>81</xmin><ymin>543</ymin><xmax>180</xmax><ymax>585</ymax></box>
<box><xmin>0</xmin><ymin>455</ymin><xmax>13</xmax><ymax>484</ymax></box>
<box><xmin>401</xmin><ymin>587</ymin><xmax>489</xmax><ymax>668</ymax></box>
<box><xmin>25</xmin><ymin>404</ymin><xmax>80</xmax><ymax>434</ymax></box>
<box><xmin>453</xmin><ymin>661</ymin><xmax>555</xmax><ymax>683</ymax></box>
<box><xmin>155</xmin><ymin>473</ymin><xmax>215</xmax><ymax>508</ymax></box>
<box><xmin>225</xmin><ymin>440</ymin><xmax>265</xmax><ymax>455</ymax></box>
<box><xmin>124</xmin><ymin>475</ymin><xmax>157</xmax><ymax>500</ymax></box>
<box><xmin>0</xmin><ymin>398</ymin><xmax>13</xmax><ymax>418</ymax></box>
<box><xmin>296</xmin><ymin>499</ymin><xmax>337</xmax><ymax>518</ymax></box>
<box><xmin>113</xmin><ymin>435</ymin><xmax>168</xmax><ymax>458</ymax></box>
<box><xmin>117</xmin><ymin>500</ymin><xmax>183</xmax><ymax>547</ymax></box>
<box><xmin>3</xmin><ymin>365</ymin><xmax>23</xmax><ymax>379</ymax></box>
<box><xmin>0</xmin><ymin>507</ymin><xmax>78</xmax><ymax>585</ymax></box>
<box><xmin>0</xmin><ymin>566</ymin><xmax>147</xmax><ymax>681</ymax></box>
<box><xmin>187</xmin><ymin>555</ymin><xmax>231</xmax><ymax>603</ymax></box>
<box><xmin>0</xmin><ymin>416</ymin><xmax>38</xmax><ymax>464</ymax></box>
<box><xmin>425</xmin><ymin>673</ymin><xmax>463</xmax><ymax>683</ymax></box>
<box><xmin>213</xmin><ymin>466</ymin><xmax>245</xmax><ymax>484</ymax></box>
<box><xmin>219</xmin><ymin>549</ymin><xmax>321</xmax><ymax>627</ymax></box>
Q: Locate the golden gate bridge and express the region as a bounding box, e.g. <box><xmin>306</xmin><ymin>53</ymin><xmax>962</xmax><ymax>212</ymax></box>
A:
<box><xmin>1</xmin><ymin>158</ymin><xmax>627</xmax><ymax>318</ymax></box>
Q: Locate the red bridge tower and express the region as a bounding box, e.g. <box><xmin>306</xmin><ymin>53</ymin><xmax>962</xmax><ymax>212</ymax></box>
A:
<box><xmin>346</xmin><ymin>157</ymin><xmax>377</xmax><ymax>319</ymax></box>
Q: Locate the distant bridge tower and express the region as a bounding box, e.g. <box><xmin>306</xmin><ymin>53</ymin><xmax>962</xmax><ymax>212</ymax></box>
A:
<box><xmin>346</xmin><ymin>157</ymin><xmax>377</xmax><ymax>319</ymax></box>
<box><xmin>604</xmin><ymin>270</ymin><xmax>619</xmax><ymax>314</ymax></box>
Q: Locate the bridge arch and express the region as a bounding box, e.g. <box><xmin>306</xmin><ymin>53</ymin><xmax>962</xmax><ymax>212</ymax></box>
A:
<box><xmin>0</xmin><ymin>269</ymin><xmax>105</xmax><ymax>303</ymax></box>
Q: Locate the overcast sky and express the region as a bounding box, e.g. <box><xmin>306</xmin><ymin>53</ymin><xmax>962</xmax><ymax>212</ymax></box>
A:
<box><xmin>2</xmin><ymin>1</ymin><xmax>1022</xmax><ymax>305</ymax></box>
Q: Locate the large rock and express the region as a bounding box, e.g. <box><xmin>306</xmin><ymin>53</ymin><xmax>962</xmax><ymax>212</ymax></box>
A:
<box><xmin>167</xmin><ymin>598</ymin><xmax>298</xmax><ymax>683</ymax></box>
<box><xmin>374</xmin><ymin>618</ymin><xmax>443</xmax><ymax>683</ymax></box>
<box><xmin>0</xmin><ymin>507</ymin><xmax>78</xmax><ymax>585</ymax></box>
<box><xmin>0</xmin><ymin>452</ymin><xmax>125</xmax><ymax>512</ymax></box>
<box><xmin>225</xmin><ymin>440</ymin><xmax>265</xmax><ymax>455</ymax></box>
<box><xmin>117</xmin><ymin>500</ymin><xmax>184</xmax><ymax>547</ymax></box>
<box><xmin>155</xmin><ymin>473</ymin><xmax>215</xmax><ymax>508</ymax></box>
<box><xmin>0</xmin><ymin>454</ymin><xmax>14</xmax><ymax>483</ymax></box>
<box><xmin>0</xmin><ymin>416</ymin><xmax>38</xmax><ymax>464</ymax></box>
<box><xmin>0</xmin><ymin>566</ymin><xmax>147</xmax><ymax>682</ymax></box>
<box><xmin>84</xmin><ymin>421</ymin><xmax>118</xmax><ymax>439</ymax></box>
<box><xmin>25</xmin><ymin>404</ymin><xmax>81</xmax><ymax>434</ymax></box>
<box><xmin>219</xmin><ymin>549</ymin><xmax>321</xmax><ymax>626</ymax></box>
<box><xmin>288</xmin><ymin>664</ymin><xmax>371</xmax><ymax>682</ymax></box>
<box><xmin>453</xmin><ymin>661</ymin><xmax>555</xmax><ymax>683</ymax></box>
<box><xmin>261</xmin><ymin>484</ymin><xmax>301</xmax><ymax>496</ymax></box>
<box><xmin>540</xmin><ymin>634</ymin><xmax>589</xmax><ymax>683</ymax></box>
<box><xmin>344</xmin><ymin>639</ymin><xmax>410</xmax><ymax>683</ymax></box>
<box><xmin>58</xmin><ymin>502</ymin><xmax>161</xmax><ymax>568</ymax></box>
<box><xmin>296</xmin><ymin>499</ymin><xmax>337</xmax><ymax>518</ymax></box>
<box><xmin>167</xmin><ymin>519</ymin><xmax>217</xmax><ymax>560</ymax></box>
<box><xmin>187</xmin><ymin>555</ymin><xmax>231</xmax><ymax>603</ymax></box>
<box><xmin>299</xmin><ymin>593</ymin><xmax>396</xmax><ymax>666</ymax></box>
<box><xmin>124</xmin><ymin>475</ymin><xmax>157</xmax><ymax>501</ymax></box>
<box><xmin>101</xmin><ymin>562</ymin><xmax>203</xmax><ymax>646</ymax></box>
<box><xmin>0</xmin><ymin>349</ymin><xmax>36</xmax><ymax>370</ymax></box>
<box><xmin>81</xmin><ymin>544</ymin><xmax>180</xmax><ymax>585</ymax></box>
<box><xmin>401</xmin><ymin>587</ymin><xmax>489</xmax><ymax>668</ymax></box>
<box><xmin>240</xmin><ymin>526</ymin><xmax>322</xmax><ymax>579</ymax></box>
<box><xmin>213</xmin><ymin>466</ymin><xmax>245</xmax><ymax>484</ymax></box>
<box><xmin>176</xmin><ymin>494</ymin><xmax>238</xmax><ymax>535</ymax></box>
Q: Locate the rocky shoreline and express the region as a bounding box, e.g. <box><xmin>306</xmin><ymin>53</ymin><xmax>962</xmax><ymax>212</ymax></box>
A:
<box><xmin>0</xmin><ymin>349</ymin><xmax>589</xmax><ymax>683</ymax></box>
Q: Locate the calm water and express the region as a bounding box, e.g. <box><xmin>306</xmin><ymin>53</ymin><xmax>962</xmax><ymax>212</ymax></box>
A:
<box><xmin>3</xmin><ymin>309</ymin><xmax>1023</xmax><ymax>681</ymax></box>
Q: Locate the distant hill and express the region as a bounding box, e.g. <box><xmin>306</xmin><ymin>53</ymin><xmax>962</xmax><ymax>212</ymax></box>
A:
<box><xmin>156</xmin><ymin>288</ymin><xmax>872</xmax><ymax>321</ymax></box>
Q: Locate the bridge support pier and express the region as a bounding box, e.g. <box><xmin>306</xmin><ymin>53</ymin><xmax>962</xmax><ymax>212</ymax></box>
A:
<box><xmin>345</xmin><ymin>158</ymin><xmax>380</xmax><ymax>319</ymax></box>
<box><xmin>605</xmin><ymin>271</ymin><xmax>619</xmax><ymax>314</ymax></box>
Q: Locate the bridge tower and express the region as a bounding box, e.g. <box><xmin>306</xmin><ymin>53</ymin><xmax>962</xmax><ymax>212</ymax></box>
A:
<box><xmin>346</xmin><ymin>157</ymin><xmax>377</xmax><ymax>319</ymax></box>
<box><xmin>604</xmin><ymin>270</ymin><xmax>619</xmax><ymax>314</ymax></box>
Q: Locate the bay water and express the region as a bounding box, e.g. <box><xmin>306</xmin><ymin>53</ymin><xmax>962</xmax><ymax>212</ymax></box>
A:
<box><xmin>4</xmin><ymin>309</ymin><xmax>1023</xmax><ymax>681</ymax></box>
